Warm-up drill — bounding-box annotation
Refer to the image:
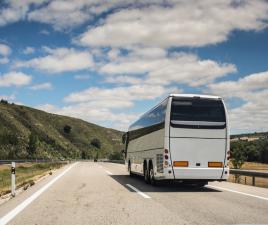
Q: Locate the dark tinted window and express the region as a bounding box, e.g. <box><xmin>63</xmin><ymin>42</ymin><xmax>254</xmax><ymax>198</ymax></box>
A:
<box><xmin>171</xmin><ymin>98</ymin><xmax>225</xmax><ymax>122</ymax></box>
<box><xmin>129</xmin><ymin>99</ymin><xmax>168</xmax><ymax>131</ymax></box>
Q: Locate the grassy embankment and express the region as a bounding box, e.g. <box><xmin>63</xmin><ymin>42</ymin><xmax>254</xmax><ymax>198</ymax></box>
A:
<box><xmin>0</xmin><ymin>162</ymin><xmax>67</xmax><ymax>196</ymax></box>
<box><xmin>228</xmin><ymin>162</ymin><xmax>268</xmax><ymax>188</ymax></box>
<box><xmin>0</xmin><ymin>102</ymin><xmax>123</xmax><ymax>160</ymax></box>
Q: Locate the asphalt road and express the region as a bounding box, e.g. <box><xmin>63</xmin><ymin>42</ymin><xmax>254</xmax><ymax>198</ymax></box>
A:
<box><xmin>0</xmin><ymin>162</ymin><xmax>268</xmax><ymax>225</ymax></box>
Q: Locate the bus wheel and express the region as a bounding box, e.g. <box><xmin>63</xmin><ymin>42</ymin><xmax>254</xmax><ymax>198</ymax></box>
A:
<box><xmin>144</xmin><ymin>164</ymin><xmax>150</xmax><ymax>184</ymax></box>
<box><xmin>149</xmin><ymin>164</ymin><xmax>157</xmax><ymax>186</ymax></box>
<box><xmin>128</xmin><ymin>161</ymin><xmax>133</xmax><ymax>176</ymax></box>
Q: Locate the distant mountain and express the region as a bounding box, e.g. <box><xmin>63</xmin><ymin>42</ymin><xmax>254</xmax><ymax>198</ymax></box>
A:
<box><xmin>0</xmin><ymin>100</ymin><xmax>123</xmax><ymax>160</ymax></box>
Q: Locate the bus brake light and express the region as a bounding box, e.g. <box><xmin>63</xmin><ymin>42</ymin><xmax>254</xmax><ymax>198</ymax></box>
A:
<box><xmin>208</xmin><ymin>162</ymin><xmax>223</xmax><ymax>167</ymax></box>
<box><xmin>173</xmin><ymin>161</ymin><xmax>188</xmax><ymax>167</ymax></box>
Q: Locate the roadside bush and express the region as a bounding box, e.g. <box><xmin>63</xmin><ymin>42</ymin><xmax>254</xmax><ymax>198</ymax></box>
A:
<box><xmin>108</xmin><ymin>151</ymin><xmax>123</xmax><ymax>160</ymax></box>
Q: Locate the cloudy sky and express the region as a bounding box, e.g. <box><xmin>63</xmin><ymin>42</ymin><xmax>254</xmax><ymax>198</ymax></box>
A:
<box><xmin>0</xmin><ymin>0</ymin><xmax>268</xmax><ymax>133</ymax></box>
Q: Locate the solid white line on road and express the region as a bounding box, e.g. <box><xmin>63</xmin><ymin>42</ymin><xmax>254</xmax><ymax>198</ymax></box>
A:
<box><xmin>207</xmin><ymin>185</ymin><xmax>268</xmax><ymax>201</ymax></box>
<box><xmin>0</xmin><ymin>162</ymin><xmax>78</xmax><ymax>225</ymax></box>
<box><xmin>126</xmin><ymin>184</ymin><xmax>151</xmax><ymax>199</ymax></box>
<box><xmin>105</xmin><ymin>170</ymin><xmax>113</xmax><ymax>175</ymax></box>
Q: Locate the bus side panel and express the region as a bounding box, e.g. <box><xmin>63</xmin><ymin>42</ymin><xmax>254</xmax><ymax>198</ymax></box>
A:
<box><xmin>127</xmin><ymin>128</ymin><xmax>165</xmax><ymax>175</ymax></box>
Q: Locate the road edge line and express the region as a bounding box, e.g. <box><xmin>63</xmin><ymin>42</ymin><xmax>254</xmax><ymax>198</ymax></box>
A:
<box><xmin>0</xmin><ymin>162</ymin><xmax>78</xmax><ymax>225</ymax></box>
<box><xmin>105</xmin><ymin>170</ymin><xmax>113</xmax><ymax>175</ymax></box>
<box><xmin>207</xmin><ymin>185</ymin><xmax>268</xmax><ymax>201</ymax></box>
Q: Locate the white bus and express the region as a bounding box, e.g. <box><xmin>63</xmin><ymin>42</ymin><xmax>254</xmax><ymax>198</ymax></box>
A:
<box><xmin>122</xmin><ymin>94</ymin><xmax>230</xmax><ymax>186</ymax></box>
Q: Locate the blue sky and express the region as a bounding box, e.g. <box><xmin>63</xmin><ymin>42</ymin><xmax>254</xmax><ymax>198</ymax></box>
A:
<box><xmin>0</xmin><ymin>0</ymin><xmax>268</xmax><ymax>133</ymax></box>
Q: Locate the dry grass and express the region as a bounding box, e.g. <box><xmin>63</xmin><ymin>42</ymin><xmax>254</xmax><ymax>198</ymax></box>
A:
<box><xmin>0</xmin><ymin>162</ymin><xmax>67</xmax><ymax>196</ymax></box>
<box><xmin>228</xmin><ymin>162</ymin><xmax>268</xmax><ymax>188</ymax></box>
<box><xmin>240</xmin><ymin>162</ymin><xmax>268</xmax><ymax>171</ymax></box>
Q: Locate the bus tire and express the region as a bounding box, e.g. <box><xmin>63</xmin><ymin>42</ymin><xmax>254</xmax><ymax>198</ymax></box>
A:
<box><xmin>149</xmin><ymin>163</ymin><xmax>157</xmax><ymax>186</ymax></box>
<box><xmin>128</xmin><ymin>161</ymin><xmax>133</xmax><ymax>177</ymax></box>
<box><xmin>144</xmin><ymin>163</ymin><xmax>150</xmax><ymax>184</ymax></box>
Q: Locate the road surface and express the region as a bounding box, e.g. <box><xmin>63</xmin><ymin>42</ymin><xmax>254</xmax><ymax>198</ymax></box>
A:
<box><xmin>0</xmin><ymin>162</ymin><xmax>268</xmax><ymax>225</ymax></box>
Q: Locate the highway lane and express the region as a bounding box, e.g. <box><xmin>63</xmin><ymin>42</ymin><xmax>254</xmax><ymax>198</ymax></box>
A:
<box><xmin>0</xmin><ymin>162</ymin><xmax>268</xmax><ymax>225</ymax></box>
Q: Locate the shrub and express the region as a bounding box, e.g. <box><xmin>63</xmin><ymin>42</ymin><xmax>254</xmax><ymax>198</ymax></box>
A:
<box><xmin>90</xmin><ymin>138</ymin><xmax>101</xmax><ymax>149</ymax></box>
<box><xmin>63</xmin><ymin>125</ymin><xmax>72</xmax><ymax>134</ymax></box>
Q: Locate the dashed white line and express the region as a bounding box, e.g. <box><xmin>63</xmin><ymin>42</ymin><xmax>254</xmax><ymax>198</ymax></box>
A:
<box><xmin>207</xmin><ymin>185</ymin><xmax>268</xmax><ymax>201</ymax></box>
<box><xmin>105</xmin><ymin>170</ymin><xmax>113</xmax><ymax>175</ymax></box>
<box><xmin>126</xmin><ymin>184</ymin><xmax>151</xmax><ymax>199</ymax></box>
<box><xmin>0</xmin><ymin>162</ymin><xmax>78</xmax><ymax>225</ymax></box>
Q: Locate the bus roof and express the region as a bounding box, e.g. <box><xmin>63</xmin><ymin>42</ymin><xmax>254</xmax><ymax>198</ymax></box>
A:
<box><xmin>169</xmin><ymin>93</ymin><xmax>221</xmax><ymax>99</ymax></box>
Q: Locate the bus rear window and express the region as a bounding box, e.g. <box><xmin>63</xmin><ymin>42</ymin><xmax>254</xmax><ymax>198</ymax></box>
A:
<box><xmin>171</xmin><ymin>98</ymin><xmax>226</xmax><ymax>128</ymax></box>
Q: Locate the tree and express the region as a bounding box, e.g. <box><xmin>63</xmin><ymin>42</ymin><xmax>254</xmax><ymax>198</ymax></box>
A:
<box><xmin>230</xmin><ymin>143</ymin><xmax>247</xmax><ymax>183</ymax></box>
<box><xmin>90</xmin><ymin>138</ymin><xmax>101</xmax><ymax>160</ymax></box>
<box><xmin>81</xmin><ymin>151</ymin><xmax>86</xmax><ymax>159</ymax></box>
<box><xmin>63</xmin><ymin>125</ymin><xmax>72</xmax><ymax>134</ymax></box>
<box><xmin>231</xmin><ymin>145</ymin><xmax>246</xmax><ymax>169</ymax></box>
<box><xmin>258</xmin><ymin>139</ymin><xmax>268</xmax><ymax>163</ymax></box>
<box><xmin>108</xmin><ymin>151</ymin><xmax>123</xmax><ymax>160</ymax></box>
<box><xmin>28</xmin><ymin>132</ymin><xmax>38</xmax><ymax>156</ymax></box>
<box><xmin>0</xmin><ymin>99</ymin><xmax>8</xmax><ymax>104</ymax></box>
<box><xmin>90</xmin><ymin>138</ymin><xmax>101</xmax><ymax>149</ymax></box>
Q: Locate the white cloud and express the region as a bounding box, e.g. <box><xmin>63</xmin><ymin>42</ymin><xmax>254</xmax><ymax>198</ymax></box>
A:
<box><xmin>30</xmin><ymin>82</ymin><xmax>53</xmax><ymax>90</ymax></box>
<box><xmin>0</xmin><ymin>93</ymin><xmax>16</xmax><ymax>101</ymax></box>
<box><xmin>207</xmin><ymin>71</ymin><xmax>268</xmax><ymax>99</ymax></box>
<box><xmin>37</xmin><ymin>102</ymin><xmax>138</xmax><ymax>131</ymax></box>
<box><xmin>23</xmin><ymin>46</ymin><xmax>35</xmax><ymax>54</ymax></box>
<box><xmin>0</xmin><ymin>71</ymin><xmax>32</xmax><ymax>87</ymax></box>
<box><xmin>0</xmin><ymin>0</ymin><xmax>48</xmax><ymax>27</ymax></box>
<box><xmin>77</xmin><ymin>0</ymin><xmax>268</xmax><ymax>48</ymax></box>
<box><xmin>61</xmin><ymin>83</ymin><xmax>180</xmax><ymax>130</ymax></box>
<box><xmin>207</xmin><ymin>71</ymin><xmax>268</xmax><ymax>132</ymax></box>
<box><xmin>228</xmin><ymin>90</ymin><xmax>268</xmax><ymax>133</ymax></box>
<box><xmin>36</xmin><ymin>103</ymin><xmax>57</xmax><ymax>112</ymax></box>
<box><xmin>26</xmin><ymin>0</ymin><xmax>156</xmax><ymax>30</ymax></box>
<box><xmin>28</xmin><ymin>1</ymin><xmax>92</xmax><ymax>31</ymax></box>
<box><xmin>0</xmin><ymin>43</ymin><xmax>11</xmax><ymax>64</ymax></box>
<box><xmin>99</xmin><ymin>48</ymin><xmax>236</xmax><ymax>87</ymax></box>
<box><xmin>15</xmin><ymin>47</ymin><xmax>94</xmax><ymax>74</ymax></box>
<box><xmin>0</xmin><ymin>43</ymin><xmax>11</xmax><ymax>56</ymax></box>
<box><xmin>105</xmin><ymin>75</ymin><xmax>142</xmax><ymax>85</ymax></box>
<box><xmin>64</xmin><ymin>84</ymin><xmax>177</xmax><ymax>103</ymax></box>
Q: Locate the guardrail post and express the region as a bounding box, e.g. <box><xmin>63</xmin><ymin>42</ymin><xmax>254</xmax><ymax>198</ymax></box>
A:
<box><xmin>11</xmin><ymin>162</ymin><xmax>16</xmax><ymax>197</ymax></box>
<box><xmin>252</xmin><ymin>176</ymin><xmax>255</xmax><ymax>186</ymax></box>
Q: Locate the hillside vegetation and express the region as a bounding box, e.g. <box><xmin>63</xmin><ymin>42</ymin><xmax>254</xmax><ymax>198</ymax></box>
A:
<box><xmin>230</xmin><ymin>132</ymin><xmax>268</xmax><ymax>167</ymax></box>
<box><xmin>0</xmin><ymin>101</ymin><xmax>123</xmax><ymax>160</ymax></box>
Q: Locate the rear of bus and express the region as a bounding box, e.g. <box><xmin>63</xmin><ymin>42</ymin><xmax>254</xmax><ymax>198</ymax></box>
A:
<box><xmin>167</xmin><ymin>94</ymin><xmax>229</xmax><ymax>182</ymax></box>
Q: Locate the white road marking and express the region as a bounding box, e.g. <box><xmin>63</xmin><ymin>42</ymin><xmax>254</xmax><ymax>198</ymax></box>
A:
<box><xmin>105</xmin><ymin>170</ymin><xmax>113</xmax><ymax>175</ymax></box>
<box><xmin>126</xmin><ymin>184</ymin><xmax>151</xmax><ymax>199</ymax></box>
<box><xmin>0</xmin><ymin>162</ymin><xmax>78</xmax><ymax>225</ymax></box>
<box><xmin>207</xmin><ymin>185</ymin><xmax>268</xmax><ymax>201</ymax></box>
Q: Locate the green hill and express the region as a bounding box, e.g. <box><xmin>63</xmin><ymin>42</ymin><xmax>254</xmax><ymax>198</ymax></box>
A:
<box><xmin>0</xmin><ymin>101</ymin><xmax>123</xmax><ymax>160</ymax></box>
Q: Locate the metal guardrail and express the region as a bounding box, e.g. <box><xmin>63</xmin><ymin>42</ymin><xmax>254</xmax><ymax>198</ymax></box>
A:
<box><xmin>230</xmin><ymin>169</ymin><xmax>268</xmax><ymax>186</ymax></box>
<box><xmin>101</xmin><ymin>160</ymin><xmax>125</xmax><ymax>164</ymax></box>
<box><xmin>0</xmin><ymin>159</ymin><xmax>67</xmax><ymax>165</ymax></box>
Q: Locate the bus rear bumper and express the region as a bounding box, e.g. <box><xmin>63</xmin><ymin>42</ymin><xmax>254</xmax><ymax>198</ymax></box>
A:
<box><xmin>172</xmin><ymin>167</ymin><xmax>229</xmax><ymax>180</ymax></box>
